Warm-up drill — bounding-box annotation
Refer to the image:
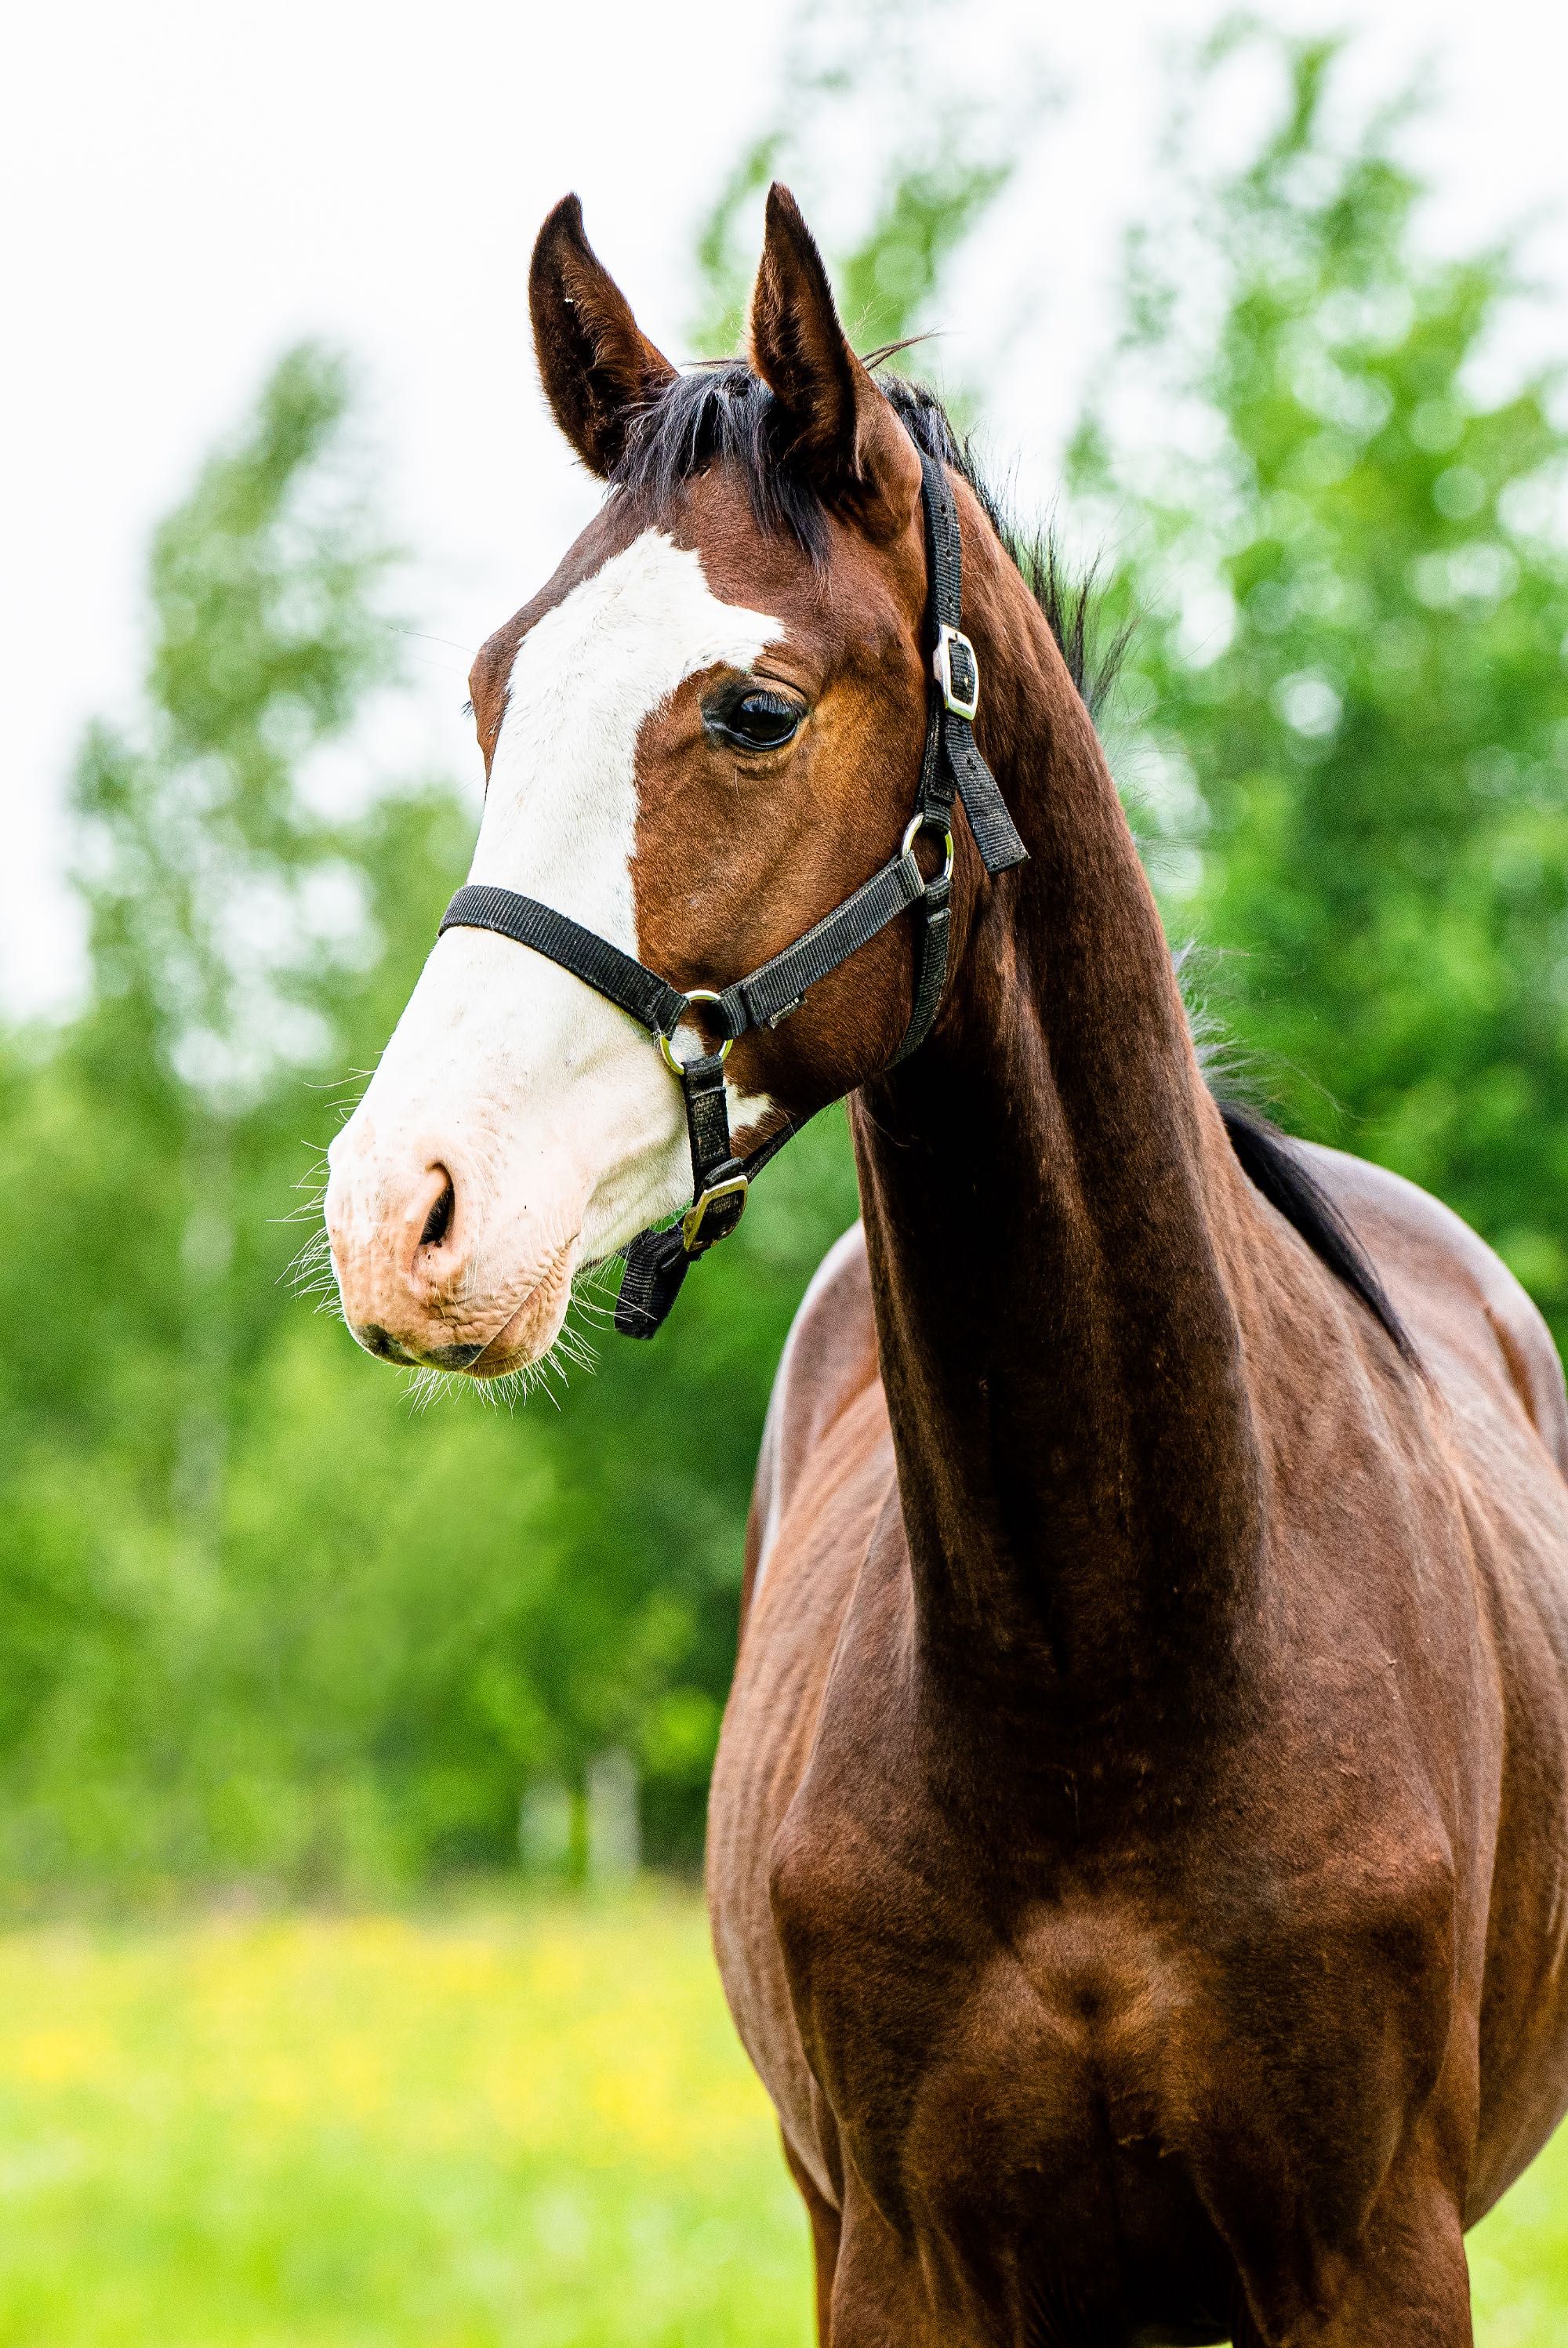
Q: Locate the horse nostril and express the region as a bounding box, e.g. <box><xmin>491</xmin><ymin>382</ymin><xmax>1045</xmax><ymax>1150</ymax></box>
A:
<box><xmin>359</xmin><ymin>1323</ymin><xmax>416</xmax><ymax>1365</ymax></box>
<box><xmin>420</xmin><ymin>1170</ymin><xmax>456</xmax><ymax>1250</ymax></box>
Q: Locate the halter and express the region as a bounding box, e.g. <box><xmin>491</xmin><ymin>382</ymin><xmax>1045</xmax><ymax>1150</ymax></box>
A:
<box><xmin>437</xmin><ymin>449</ymin><xmax>1028</xmax><ymax>1339</ymax></box>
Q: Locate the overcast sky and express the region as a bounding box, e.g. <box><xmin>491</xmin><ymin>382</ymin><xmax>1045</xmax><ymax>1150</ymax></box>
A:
<box><xmin>5</xmin><ymin>0</ymin><xmax>1566</xmax><ymax>1016</ymax></box>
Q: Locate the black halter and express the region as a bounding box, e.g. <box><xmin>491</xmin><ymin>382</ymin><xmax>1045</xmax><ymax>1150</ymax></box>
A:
<box><xmin>437</xmin><ymin>450</ymin><xmax>1027</xmax><ymax>1339</ymax></box>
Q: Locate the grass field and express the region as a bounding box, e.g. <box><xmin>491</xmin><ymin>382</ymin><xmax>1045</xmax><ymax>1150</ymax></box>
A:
<box><xmin>0</xmin><ymin>1890</ymin><xmax>1563</xmax><ymax>2346</ymax></box>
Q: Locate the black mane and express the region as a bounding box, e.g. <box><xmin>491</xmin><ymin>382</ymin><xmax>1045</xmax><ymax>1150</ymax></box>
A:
<box><xmin>1217</xmin><ymin>1102</ymin><xmax>1414</xmax><ymax>1362</ymax></box>
<box><xmin>612</xmin><ymin>361</ymin><xmax>1412</xmax><ymax>1364</ymax></box>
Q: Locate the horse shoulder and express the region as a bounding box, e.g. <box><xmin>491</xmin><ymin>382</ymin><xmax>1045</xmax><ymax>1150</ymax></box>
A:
<box><xmin>1291</xmin><ymin>1142</ymin><xmax>1568</xmax><ymax>2206</ymax></box>
<box><xmin>742</xmin><ymin>1220</ymin><xmax>884</xmax><ymax>1626</ymax></box>
<box><xmin>716</xmin><ymin>1223</ymin><xmax>892</xmax><ymax>2207</ymax></box>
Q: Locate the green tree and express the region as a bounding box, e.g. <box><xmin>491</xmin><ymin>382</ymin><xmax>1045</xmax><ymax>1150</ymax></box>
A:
<box><xmin>71</xmin><ymin>347</ymin><xmax>397</xmax><ymax>1558</ymax></box>
<box><xmin>15</xmin><ymin>11</ymin><xmax>1561</xmax><ymax>1900</ymax></box>
<box><xmin>0</xmin><ymin>9</ymin><xmax>1045</xmax><ymax>1891</ymax></box>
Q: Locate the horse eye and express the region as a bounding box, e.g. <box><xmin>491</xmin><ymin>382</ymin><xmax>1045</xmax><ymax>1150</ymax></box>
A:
<box><xmin>713</xmin><ymin>690</ymin><xmax>804</xmax><ymax>753</ymax></box>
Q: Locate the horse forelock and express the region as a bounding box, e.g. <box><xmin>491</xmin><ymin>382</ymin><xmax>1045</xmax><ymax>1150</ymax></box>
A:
<box><xmin>608</xmin><ymin>361</ymin><xmax>1127</xmax><ymax>718</ymax></box>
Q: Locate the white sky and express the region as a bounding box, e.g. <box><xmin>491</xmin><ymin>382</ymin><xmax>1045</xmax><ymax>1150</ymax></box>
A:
<box><xmin>5</xmin><ymin>0</ymin><xmax>1566</xmax><ymax>1018</ymax></box>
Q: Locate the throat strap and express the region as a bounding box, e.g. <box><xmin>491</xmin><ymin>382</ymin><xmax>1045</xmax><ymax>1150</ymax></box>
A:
<box><xmin>436</xmin><ymin>441</ymin><xmax>1027</xmax><ymax>1340</ymax></box>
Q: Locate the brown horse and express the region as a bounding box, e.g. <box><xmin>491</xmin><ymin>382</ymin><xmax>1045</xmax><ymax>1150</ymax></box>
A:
<box><xmin>325</xmin><ymin>187</ymin><xmax>1568</xmax><ymax>2345</ymax></box>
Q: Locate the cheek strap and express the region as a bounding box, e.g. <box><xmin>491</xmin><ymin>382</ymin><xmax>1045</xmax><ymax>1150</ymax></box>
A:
<box><xmin>436</xmin><ymin>446</ymin><xmax>1027</xmax><ymax>1340</ymax></box>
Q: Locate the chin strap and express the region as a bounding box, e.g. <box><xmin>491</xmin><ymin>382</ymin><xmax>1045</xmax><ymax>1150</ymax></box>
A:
<box><xmin>437</xmin><ymin>445</ymin><xmax>1027</xmax><ymax>1340</ymax></box>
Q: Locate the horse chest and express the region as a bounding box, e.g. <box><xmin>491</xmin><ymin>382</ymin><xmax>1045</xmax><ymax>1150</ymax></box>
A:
<box><xmin>766</xmin><ymin>1782</ymin><xmax>1240</xmax><ymax>2332</ymax></box>
<box><xmin>770</xmin><ymin>1778</ymin><xmax>1182</xmax><ymax>2194</ymax></box>
<box><xmin>717</xmin><ymin>1454</ymin><xmax>1474</xmax><ymax>2339</ymax></box>
<box><xmin>763</xmin><ymin>1726</ymin><xmax>1461</xmax><ymax>2342</ymax></box>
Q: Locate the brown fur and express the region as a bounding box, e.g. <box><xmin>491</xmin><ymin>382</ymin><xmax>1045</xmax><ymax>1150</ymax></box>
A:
<box><xmin>483</xmin><ymin>190</ymin><xmax>1568</xmax><ymax>2341</ymax></box>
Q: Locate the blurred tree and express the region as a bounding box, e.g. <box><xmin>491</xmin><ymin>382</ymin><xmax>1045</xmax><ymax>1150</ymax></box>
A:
<box><xmin>1069</xmin><ymin>29</ymin><xmax>1568</xmax><ymax>1341</ymax></box>
<box><xmin>0</xmin><ymin>335</ymin><xmax>916</xmax><ymax>1889</ymax></box>
<box><xmin>71</xmin><ymin>347</ymin><xmax>397</xmax><ymax>1557</ymax></box>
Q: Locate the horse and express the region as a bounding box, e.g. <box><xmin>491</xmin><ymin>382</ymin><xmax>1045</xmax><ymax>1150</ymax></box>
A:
<box><xmin>323</xmin><ymin>185</ymin><xmax>1568</xmax><ymax>2346</ymax></box>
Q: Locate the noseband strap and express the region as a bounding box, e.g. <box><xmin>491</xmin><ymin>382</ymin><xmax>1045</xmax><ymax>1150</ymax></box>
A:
<box><xmin>437</xmin><ymin>445</ymin><xmax>1028</xmax><ymax>1340</ymax></box>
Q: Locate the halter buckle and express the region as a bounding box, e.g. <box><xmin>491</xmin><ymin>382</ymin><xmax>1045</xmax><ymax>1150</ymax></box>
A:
<box><xmin>681</xmin><ymin>1172</ymin><xmax>749</xmax><ymax>1251</ymax></box>
<box><xmin>934</xmin><ymin>624</ymin><xmax>980</xmax><ymax>722</ymax></box>
<box><xmin>658</xmin><ymin>989</ymin><xmax>735</xmax><ymax>1076</ymax></box>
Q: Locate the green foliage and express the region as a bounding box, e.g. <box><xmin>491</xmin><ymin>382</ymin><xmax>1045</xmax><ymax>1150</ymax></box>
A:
<box><xmin>74</xmin><ymin>344</ymin><xmax>395</xmax><ymax>1099</ymax></box>
<box><xmin>1069</xmin><ymin>31</ymin><xmax>1568</xmax><ymax>1334</ymax></box>
<box><xmin>0</xmin><ymin>12</ymin><xmax>1031</xmax><ymax>1897</ymax></box>
<box><xmin>0</xmin><ymin>352</ymin><xmax>523</xmax><ymax>1889</ymax></box>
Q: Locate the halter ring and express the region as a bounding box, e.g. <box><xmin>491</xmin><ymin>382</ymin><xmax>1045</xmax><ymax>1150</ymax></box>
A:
<box><xmin>658</xmin><ymin>989</ymin><xmax>735</xmax><ymax>1075</ymax></box>
<box><xmin>902</xmin><ymin>813</ymin><xmax>956</xmax><ymax>888</ymax></box>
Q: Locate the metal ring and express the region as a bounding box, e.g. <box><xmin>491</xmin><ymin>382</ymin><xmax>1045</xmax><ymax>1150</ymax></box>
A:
<box><xmin>902</xmin><ymin>813</ymin><xmax>956</xmax><ymax>887</ymax></box>
<box><xmin>658</xmin><ymin>988</ymin><xmax>735</xmax><ymax>1076</ymax></box>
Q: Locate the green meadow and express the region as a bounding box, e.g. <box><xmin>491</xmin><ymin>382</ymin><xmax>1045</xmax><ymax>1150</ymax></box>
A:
<box><xmin>0</xmin><ymin>1890</ymin><xmax>1561</xmax><ymax>2346</ymax></box>
<box><xmin>0</xmin><ymin>1894</ymin><xmax>806</xmax><ymax>2348</ymax></box>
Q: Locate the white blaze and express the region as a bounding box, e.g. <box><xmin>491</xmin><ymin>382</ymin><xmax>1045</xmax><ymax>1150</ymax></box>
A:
<box><xmin>479</xmin><ymin>527</ymin><xmax>779</xmax><ymax>949</ymax></box>
<box><xmin>328</xmin><ymin>530</ymin><xmax>782</xmax><ymax>1347</ymax></box>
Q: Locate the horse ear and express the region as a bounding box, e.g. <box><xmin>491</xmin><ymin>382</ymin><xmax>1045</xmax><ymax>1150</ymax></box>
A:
<box><xmin>747</xmin><ymin>183</ymin><xmax>921</xmax><ymax>541</ymax></box>
<box><xmin>529</xmin><ymin>196</ymin><xmax>677</xmax><ymax>478</ymax></box>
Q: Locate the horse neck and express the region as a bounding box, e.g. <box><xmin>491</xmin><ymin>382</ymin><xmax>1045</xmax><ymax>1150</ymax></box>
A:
<box><xmin>851</xmin><ymin>535</ymin><xmax>1266</xmax><ymax>1734</ymax></box>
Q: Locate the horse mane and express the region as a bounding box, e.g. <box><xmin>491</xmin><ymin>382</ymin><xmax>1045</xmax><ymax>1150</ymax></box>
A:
<box><xmin>612</xmin><ymin>361</ymin><xmax>1413</xmax><ymax>1363</ymax></box>
<box><xmin>1215</xmin><ymin>1101</ymin><xmax>1415</xmax><ymax>1362</ymax></box>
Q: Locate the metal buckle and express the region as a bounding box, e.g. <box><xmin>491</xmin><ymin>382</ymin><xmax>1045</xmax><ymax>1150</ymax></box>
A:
<box><xmin>658</xmin><ymin>989</ymin><xmax>735</xmax><ymax>1076</ymax></box>
<box><xmin>933</xmin><ymin>624</ymin><xmax>980</xmax><ymax>721</ymax></box>
<box><xmin>681</xmin><ymin>1173</ymin><xmax>749</xmax><ymax>1251</ymax></box>
<box><xmin>901</xmin><ymin>812</ymin><xmax>956</xmax><ymax>888</ymax></box>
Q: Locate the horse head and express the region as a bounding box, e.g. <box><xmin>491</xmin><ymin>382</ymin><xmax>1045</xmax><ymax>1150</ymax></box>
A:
<box><xmin>325</xmin><ymin>187</ymin><xmax>976</xmax><ymax>1376</ymax></box>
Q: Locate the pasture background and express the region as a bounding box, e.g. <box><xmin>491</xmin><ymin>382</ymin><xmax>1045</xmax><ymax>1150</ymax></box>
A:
<box><xmin>5</xmin><ymin>0</ymin><xmax>1568</xmax><ymax>2335</ymax></box>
